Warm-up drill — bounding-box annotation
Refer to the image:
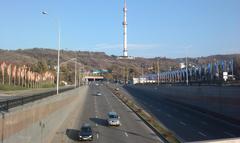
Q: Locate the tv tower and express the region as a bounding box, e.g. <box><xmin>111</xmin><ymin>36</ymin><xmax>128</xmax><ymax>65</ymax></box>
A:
<box><xmin>123</xmin><ymin>0</ymin><xmax>128</xmax><ymax>57</ymax></box>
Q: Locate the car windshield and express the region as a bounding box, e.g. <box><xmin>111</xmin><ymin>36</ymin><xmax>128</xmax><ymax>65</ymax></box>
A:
<box><xmin>109</xmin><ymin>114</ymin><xmax>118</xmax><ymax>118</ymax></box>
<box><xmin>81</xmin><ymin>127</ymin><xmax>91</xmax><ymax>132</ymax></box>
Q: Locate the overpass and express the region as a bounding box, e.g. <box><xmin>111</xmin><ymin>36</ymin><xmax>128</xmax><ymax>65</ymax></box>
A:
<box><xmin>84</xmin><ymin>75</ymin><xmax>104</xmax><ymax>81</ymax></box>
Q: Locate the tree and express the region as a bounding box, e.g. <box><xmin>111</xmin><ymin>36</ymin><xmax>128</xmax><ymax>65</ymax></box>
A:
<box><xmin>32</xmin><ymin>60</ymin><xmax>48</xmax><ymax>73</ymax></box>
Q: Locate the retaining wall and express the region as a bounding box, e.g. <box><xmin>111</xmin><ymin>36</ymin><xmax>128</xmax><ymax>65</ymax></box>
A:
<box><xmin>0</xmin><ymin>86</ymin><xmax>88</xmax><ymax>143</ymax></box>
<box><xmin>126</xmin><ymin>85</ymin><xmax>240</xmax><ymax>122</ymax></box>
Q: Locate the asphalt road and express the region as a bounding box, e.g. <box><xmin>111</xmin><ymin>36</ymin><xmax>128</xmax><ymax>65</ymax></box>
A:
<box><xmin>64</xmin><ymin>84</ymin><xmax>162</xmax><ymax>143</ymax></box>
<box><xmin>122</xmin><ymin>85</ymin><xmax>240</xmax><ymax>142</ymax></box>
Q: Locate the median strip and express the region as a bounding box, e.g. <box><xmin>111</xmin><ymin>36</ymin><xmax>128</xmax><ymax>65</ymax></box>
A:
<box><xmin>106</xmin><ymin>85</ymin><xmax>181</xmax><ymax>143</ymax></box>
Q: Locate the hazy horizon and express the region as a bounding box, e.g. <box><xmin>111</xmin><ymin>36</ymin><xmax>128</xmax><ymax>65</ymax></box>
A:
<box><xmin>1</xmin><ymin>47</ymin><xmax>239</xmax><ymax>59</ymax></box>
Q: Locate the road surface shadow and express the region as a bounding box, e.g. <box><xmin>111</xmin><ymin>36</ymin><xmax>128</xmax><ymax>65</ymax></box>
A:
<box><xmin>66</xmin><ymin>129</ymin><xmax>79</xmax><ymax>141</ymax></box>
<box><xmin>90</xmin><ymin>117</ymin><xmax>108</xmax><ymax>127</ymax></box>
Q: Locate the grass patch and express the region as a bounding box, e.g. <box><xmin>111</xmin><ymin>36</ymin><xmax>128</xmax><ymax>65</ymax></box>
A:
<box><xmin>0</xmin><ymin>84</ymin><xmax>27</xmax><ymax>91</ymax></box>
<box><xmin>0</xmin><ymin>82</ymin><xmax>56</xmax><ymax>91</ymax></box>
<box><xmin>39</xmin><ymin>83</ymin><xmax>56</xmax><ymax>88</ymax></box>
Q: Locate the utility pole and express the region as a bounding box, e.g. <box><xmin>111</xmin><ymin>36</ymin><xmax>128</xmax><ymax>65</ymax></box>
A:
<box><xmin>75</xmin><ymin>58</ymin><xmax>77</xmax><ymax>88</ymax></box>
<box><xmin>186</xmin><ymin>56</ymin><xmax>189</xmax><ymax>86</ymax></box>
<box><xmin>126</xmin><ymin>66</ymin><xmax>129</xmax><ymax>84</ymax></box>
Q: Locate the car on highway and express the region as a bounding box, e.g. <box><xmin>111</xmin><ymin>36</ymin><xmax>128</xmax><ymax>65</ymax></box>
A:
<box><xmin>107</xmin><ymin>112</ymin><xmax>121</xmax><ymax>126</ymax></box>
<box><xmin>79</xmin><ymin>123</ymin><xmax>93</xmax><ymax>141</ymax></box>
<box><xmin>96</xmin><ymin>92</ymin><xmax>102</xmax><ymax>96</ymax></box>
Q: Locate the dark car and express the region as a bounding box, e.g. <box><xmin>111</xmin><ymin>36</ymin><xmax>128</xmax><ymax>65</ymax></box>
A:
<box><xmin>79</xmin><ymin>123</ymin><xmax>93</xmax><ymax>141</ymax></box>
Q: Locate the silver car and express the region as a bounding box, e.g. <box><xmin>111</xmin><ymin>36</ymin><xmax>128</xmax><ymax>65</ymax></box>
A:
<box><xmin>107</xmin><ymin>112</ymin><xmax>121</xmax><ymax>126</ymax></box>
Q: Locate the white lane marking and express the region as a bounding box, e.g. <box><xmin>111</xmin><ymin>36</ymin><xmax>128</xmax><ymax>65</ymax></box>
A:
<box><xmin>166</xmin><ymin>114</ymin><xmax>172</xmax><ymax>118</ymax></box>
<box><xmin>198</xmin><ymin>131</ymin><xmax>207</xmax><ymax>137</ymax></box>
<box><xmin>224</xmin><ymin>131</ymin><xmax>236</xmax><ymax>137</ymax></box>
<box><xmin>108</xmin><ymin>87</ymin><xmax>164</xmax><ymax>143</ymax></box>
<box><xmin>179</xmin><ymin>121</ymin><xmax>186</xmax><ymax>126</ymax></box>
<box><xmin>124</xmin><ymin>132</ymin><xmax>128</xmax><ymax>137</ymax></box>
<box><xmin>96</xmin><ymin>123</ymin><xmax>98</xmax><ymax>127</ymax></box>
<box><xmin>103</xmin><ymin>93</ymin><xmax>113</xmax><ymax>110</ymax></box>
<box><xmin>96</xmin><ymin>133</ymin><xmax>99</xmax><ymax>139</ymax></box>
<box><xmin>200</xmin><ymin>121</ymin><xmax>208</xmax><ymax>125</ymax></box>
<box><xmin>96</xmin><ymin>115</ymin><xmax>98</xmax><ymax>118</ymax></box>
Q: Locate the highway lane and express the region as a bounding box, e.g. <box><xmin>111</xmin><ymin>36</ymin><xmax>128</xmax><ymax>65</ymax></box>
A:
<box><xmin>65</xmin><ymin>84</ymin><xmax>162</xmax><ymax>143</ymax></box>
<box><xmin>98</xmin><ymin>85</ymin><xmax>161</xmax><ymax>143</ymax></box>
<box><xmin>122</xmin><ymin>85</ymin><xmax>240</xmax><ymax>142</ymax></box>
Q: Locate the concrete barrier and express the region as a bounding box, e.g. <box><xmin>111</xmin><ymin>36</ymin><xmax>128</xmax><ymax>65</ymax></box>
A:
<box><xmin>125</xmin><ymin>85</ymin><xmax>240</xmax><ymax>123</ymax></box>
<box><xmin>0</xmin><ymin>86</ymin><xmax>88</xmax><ymax>143</ymax></box>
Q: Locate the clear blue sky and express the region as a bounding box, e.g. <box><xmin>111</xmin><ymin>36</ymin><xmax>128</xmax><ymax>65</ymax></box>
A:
<box><xmin>0</xmin><ymin>0</ymin><xmax>240</xmax><ymax>58</ymax></box>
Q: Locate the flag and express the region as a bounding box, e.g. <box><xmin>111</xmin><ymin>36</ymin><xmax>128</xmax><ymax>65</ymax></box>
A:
<box><xmin>7</xmin><ymin>64</ymin><xmax>12</xmax><ymax>76</ymax></box>
<box><xmin>1</xmin><ymin>62</ymin><xmax>7</xmax><ymax>84</ymax></box>
<box><xmin>12</xmin><ymin>65</ymin><xmax>17</xmax><ymax>78</ymax></box>
<box><xmin>1</xmin><ymin>62</ymin><xmax>6</xmax><ymax>76</ymax></box>
<box><xmin>214</xmin><ymin>62</ymin><xmax>219</xmax><ymax>77</ymax></box>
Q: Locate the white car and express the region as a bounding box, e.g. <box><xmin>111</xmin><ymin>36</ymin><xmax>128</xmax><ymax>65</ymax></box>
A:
<box><xmin>107</xmin><ymin>112</ymin><xmax>121</xmax><ymax>126</ymax></box>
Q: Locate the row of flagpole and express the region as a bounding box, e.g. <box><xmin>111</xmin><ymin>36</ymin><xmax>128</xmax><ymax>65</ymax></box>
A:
<box><xmin>0</xmin><ymin>61</ymin><xmax>55</xmax><ymax>88</ymax></box>
<box><xmin>144</xmin><ymin>59</ymin><xmax>234</xmax><ymax>84</ymax></box>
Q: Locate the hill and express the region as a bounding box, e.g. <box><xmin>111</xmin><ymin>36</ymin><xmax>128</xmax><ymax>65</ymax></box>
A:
<box><xmin>0</xmin><ymin>48</ymin><xmax>239</xmax><ymax>83</ymax></box>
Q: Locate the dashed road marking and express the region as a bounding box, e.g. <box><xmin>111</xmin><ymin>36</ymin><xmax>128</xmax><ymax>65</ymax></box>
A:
<box><xmin>96</xmin><ymin>115</ymin><xmax>98</xmax><ymax>118</ymax></box>
<box><xmin>179</xmin><ymin>121</ymin><xmax>186</xmax><ymax>126</ymax></box>
<box><xmin>224</xmin><ymin>131</ymin><xmax>236</xmax><ymax>137</ymax></box>
<box><xmin>96</xmin><ymin>133</ymin><xmax>99</xmax><ymax>139</ymax></box>
<box><xmin>96</xmin><ymin>123</ymin><xmax>98</xmax><ymax>127</ymax></box>
<box><xmin>198</xmin><ymin>131</ymin><xmax>207</xmax><ymax>137</ymax></box>
<box><xmin>124</xmin><ymin>132</ymin><xmax>128</xmax><ymax>137</ymax></box>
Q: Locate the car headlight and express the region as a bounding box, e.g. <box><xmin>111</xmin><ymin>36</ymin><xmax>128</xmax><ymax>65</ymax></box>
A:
<box><xmin>79</xmin><ymin>136</ymin><xmax>82</xmax><ymax>138</ymax></box>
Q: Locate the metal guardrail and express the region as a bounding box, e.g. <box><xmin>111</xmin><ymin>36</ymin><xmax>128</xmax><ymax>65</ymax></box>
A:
<box><xmin>0</xmin><ymin>87</ymin><xmax>75</xmax><ymax>111</ymax></box>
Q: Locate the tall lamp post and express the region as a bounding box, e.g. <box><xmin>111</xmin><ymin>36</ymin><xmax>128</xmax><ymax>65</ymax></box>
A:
<box><xmin>185</xmin><ymin>47</ymin><xmax>189</xmax><ymax>86</ymax></box>
<box><xmin>42</xmin><ymin>11</ymin><xmax>61</xmax><ymax>95</ymax></box>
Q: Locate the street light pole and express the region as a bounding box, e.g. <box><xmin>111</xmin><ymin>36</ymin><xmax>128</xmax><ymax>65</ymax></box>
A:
<box><xmin>75</xmin><ymin>58</ymin><xmax>77</xmax><ymax>88</ymax></box>
<box><xmin>57</xmin><ymin>23</ymin><xmax>60</xmax><ymax>94</ymax></box>
<box><xmin>42</xmin><ymin>11</ymin><xmax>60</xmax><ymax>94</ymax></box>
